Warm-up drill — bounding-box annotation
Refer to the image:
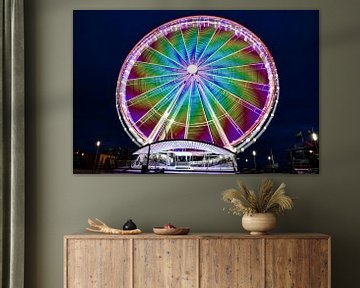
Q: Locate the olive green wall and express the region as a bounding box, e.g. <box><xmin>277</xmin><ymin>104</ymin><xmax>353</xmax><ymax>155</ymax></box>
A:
<box><xmin>24</xmin><ymin>0</ymin><xmax>360</xmax><ymax>287</ymax></box>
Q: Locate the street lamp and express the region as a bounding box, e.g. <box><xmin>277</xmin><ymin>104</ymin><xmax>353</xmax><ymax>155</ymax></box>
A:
<box><xmin>252</xmin><ymin>150</ymin><xmax>257</xmax><ymax>170</ymax></box>
<box><xmin>267</xmin><ymin>155</ymin><xmax>272</xmax><ymax>172</ymax></box>
<box><xmin>93</xmin><ymin>140</ymin><xmax>101</xmax><ymax>173</ymax></box>
<box><xmin>311</xmin><ymin>132</ymin><xmax>318</xmax><ymax>152</ymax></box>
<box><xmin>311</xmin><ymin>132</ymin><xmax>318</xmax><ymax>141</ymax></box>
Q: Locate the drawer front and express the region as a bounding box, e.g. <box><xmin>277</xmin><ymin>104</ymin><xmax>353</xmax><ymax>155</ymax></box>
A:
<box><xmin>265</xmin><ymin>239</ymin><xmax>329</xmax><ymax>288</ymax></box>
<box><xmin>200</xmin><ymin>239</ymin><xmax>264</xmax><ymax>288</ymax></box>
<box><xmin>266</xmin><ymin>239</ymin><xmax>309</xmax><ymax>288</ymax></box>
<box><xmin>65</xmin><ymin>239</ymin><xmax>131</xmax><ymax>288</ymax></box>
<box><xmin>309</xmin><ymin>239</ymin><xmax>330</xmax><ymax>288</ymax></box>
<box><xmin>133</xmin><ymin>239</ymin><xmax>198</xmax><ymax>288</ymax></box>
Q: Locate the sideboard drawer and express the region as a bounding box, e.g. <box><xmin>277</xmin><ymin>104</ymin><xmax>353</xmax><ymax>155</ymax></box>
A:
<box><xmin>200</xmin><ymin>239</ymin><xmax>263</xmax><ymax>288</ymax></box>
<box><xmin>66</xmin><ymin>239</ymin><xmax>131</xmax><ymax>288</ymax></box>
<box><xmin>134</xmin><ymin>239</ymin><xmax>198</xmax><ymax>288</ymax></box>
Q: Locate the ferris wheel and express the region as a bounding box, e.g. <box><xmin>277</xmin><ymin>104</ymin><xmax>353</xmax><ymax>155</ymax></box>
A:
<box><xmin>116</xmin><ymin>15</ymin><xmax>279</xmax><ymax>153</ymax></box>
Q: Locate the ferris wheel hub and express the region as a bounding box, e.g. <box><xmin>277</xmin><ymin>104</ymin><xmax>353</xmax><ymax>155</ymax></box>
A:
<box><xmin>187</xmin><ymin>64</ymin><xmax>198</xmax><ymax>74</ymax></box>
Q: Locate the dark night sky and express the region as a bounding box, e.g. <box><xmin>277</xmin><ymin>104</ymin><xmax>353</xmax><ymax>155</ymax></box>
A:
<box><xmin>73</xmin><ymin>10</ymin><xmax>319</xmax><ymax>168</ymax></box>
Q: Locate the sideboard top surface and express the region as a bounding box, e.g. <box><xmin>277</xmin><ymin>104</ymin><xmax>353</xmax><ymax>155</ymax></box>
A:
<box><xmin>64</xmin><ymin>232</ymin><xmax>330</xmax><ymax>240</ymax></box>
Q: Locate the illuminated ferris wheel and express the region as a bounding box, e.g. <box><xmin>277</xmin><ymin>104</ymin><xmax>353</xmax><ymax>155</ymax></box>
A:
<box><xmin>116</xmin><ymin>15</ymin><xmax>279</xmax><ymax>153</ymax></box>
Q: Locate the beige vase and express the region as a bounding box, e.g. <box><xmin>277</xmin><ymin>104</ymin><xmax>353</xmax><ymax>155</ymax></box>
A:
<box><xmin>242</xmin><ymin>213</ymin><xmax>276</xmax><ymax>235</ymax></box>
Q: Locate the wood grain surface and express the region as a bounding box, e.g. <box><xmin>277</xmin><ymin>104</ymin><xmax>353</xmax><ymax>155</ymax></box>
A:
<box><xmin>65</xmin><ymin>239</ymin><xmax>131</xmax><ymax>288</ymax></box>
<box><xmin>133</xmin><ymin>239</ymin><xmax>197</xmax><ymax>288</ymax></box>
<box><xmin>64</xmin><ymin>233</ymin><xmax>330</xmax><ymax>288</ymax></box>
<box><xmin>265</xmin><ymin>239</ymin><xmax>310</xmax><ymax>287</ymax></box>
<box><xmin>65</xmin><ymin>232</ymin><xmax>330</xmax><ymax>240</ymax></box>
<box><xmin>309</xmin><ymin>239</ymin><xmax>330</xmax><ymax>288</ymax></box>
<box><xmin>200</xmin><ymin>239</ymin><xmax>264</xmax><ymax>288</ymax></box>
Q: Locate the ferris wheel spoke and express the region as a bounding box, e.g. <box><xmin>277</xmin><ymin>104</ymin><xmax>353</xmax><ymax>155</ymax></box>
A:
<box><xmin>166</xmin><ymin>89</ymin><xmax>189</xmax><ymax>125</ymax></box>
<box><xmin>161</xmin><ymin>82</ymin><xmax>192</xmax><ymax>140</ymax></box>
<box><xmin>194</xmin><ymin>82</ymin><xmax>215</xmax><ymax>144</ymax></box>
<box><xmin>184</xmin><ymin>81</ymin><xmax>193</xmax><ymax>139</ymax></box>
<box><xmin>150</xmin><ymin>36</ymin><xmax>187</xmax><ymax>68</ymax></box>
<box><xmin>184</xmin><ymin>82</ymin><xmax>214</xmax><ymax>144</ymax></box>
<box><xmin>205</xmin><ymin>71</ymin><xmax>269</xmax><ymax>97</ymax></box>
<box><xmin>195</xmin><ymin>27</ymin><xmax>217</xmax><ymax>66</ymax></box>
<box><xmin>165</xmin><ymin>29</ymin><xmax>191</xmax><ymax>65</ymax></box>
<box><xmin>126</xmin><ymin>74</ymin><xmax>186</xmax><ymax>100</ymax></box>
<box><xmin>180</xmin><ymin>28</ymin><xmax>191</xmax><ymax>63</ymax></box>
<box><xmin>171</xmin><ymin>81</ymin><xmax>193</xmax><ymax>125</ymax></box>
<box><xmin>137</xmin><ymin>47</ymin><xmax>179</xmax><ymax>69</ymax></box>
<box><xmin>200</xmin><ymin>63</ymin><xmax>266</xmax><ymax>72</ymax></box>
<box><xmin>195</xmin><ymin>79</ymin><xmax>233</xmax><ymax>148</ymax></box>
<box><xmin>145</xmin><ymin>80</ymin><xmax>188</xmax><ymax>143</ymax></box>
<box><xmin>133</xmin><ymin>79</ymin><xmax>186</xmax><ymax>126</ymax></box>
<box><xmin>200</xmin><ymin>70</ymin><xmax>268</xmax><ymax>86</ymax></box>
<box><xmin>194</xmin><ymin>26</ymin><xmax>216</xmax><ymax>63</ymax></box>
<box><xmin>203</xmin><ymin>77</ymin><xmax>266</xmax><ymax>138</ymax></box>
<box><xmin>194</xmin><ymin>25</ymin><xmax>200</xmax><ymax>63</ymax></box>
<box><xmin>127</xmin><ymin>62</ymin><xmax>186</xmax><ymax>92</ymax></box>
<box><xmin>182</xmin><ymin>25</ymin><xmax>198</xmax><ymax>63</ymax></box>
<box><xmin>162</xmin><ymin>35</ymin><xmax>188</xmax><ymax>66</ymax></box>
<box><xmin>196</xmin><ymin>35</ymin><xmax>235</xmax><ymax>67</ymax></box>
<box><xmin>127</xmin><ymin>72</ymin><xmax>185</xmax><ymax>82</ymax></box>
<box><xmin>198</xmin><ymin>78</ymin><xmax>246</xmax><ymax>135</ymax></box>
<box><xmin>127</xmin><ymin>75</ymin><xmax>186</xmax><ymax>105</ymax></box>
<box><xmin>144</xmin><ymin>47</ymin><xmax>186</xmax><ymax>69</ymax></box>
<box><xmin>200</xmin><ymin>76</ymin><xmax>263</xmax><ymax>115</ymax></box>
<box><xmin>187</xmin><ymin>81</ymin><xmax>207</xmax><ymax>126</ymax></box>
<box><xmin>126</xmin><ymin>82</ymin><xmax>181</xmax><ymax>125</ymax></box>
<box><xmin>199</xmin><ymin>45</ymin><xmax>257</xmax><ymax>70</ymax></box>
<box><xmin>187</xmin><ymin>82</ymin><xmax>213</xmax><ymax>143</ymax></box>
<box><xmin>130</xmin><ymin>61</ymin><xmax>184</xmax><ymax>78</ymax></box>
<box><xmin>196</xmin><ymin>29</ymin><xmax>233</xmax><ymax>67</ymax></box>
<box><xmin>198</xmin><ymin>36</ymin><xmax>249</xmax><ymax>67</ymax></box>
<box><xmin>201</xmin><ymin>71</ymin><xmax>269</xmax><ymax>87</ymax></box>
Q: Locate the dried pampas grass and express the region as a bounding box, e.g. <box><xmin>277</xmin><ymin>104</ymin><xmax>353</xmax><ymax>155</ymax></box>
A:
<box><xmin>222</xmin><ymin>179</ymin><xmax>294</xmax><ymax>216</ymax></box>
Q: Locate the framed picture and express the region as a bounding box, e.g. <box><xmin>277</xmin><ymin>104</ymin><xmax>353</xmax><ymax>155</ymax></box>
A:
<box><xmin>73</xmin><ymin>10</ymin><xmax>319</xmax><ymax>174</ymax></box>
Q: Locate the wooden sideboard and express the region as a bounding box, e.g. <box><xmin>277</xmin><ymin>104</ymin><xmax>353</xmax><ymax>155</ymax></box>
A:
<box><xmin>64</xmin><ymin>233</ymin><xmax>330</xmax><ymax>288</ymax></box>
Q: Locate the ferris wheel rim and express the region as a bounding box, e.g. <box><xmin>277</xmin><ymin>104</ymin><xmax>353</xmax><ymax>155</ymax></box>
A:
<box><xmin>116</xmin><ymin>15</ymin><xmax>279</xmax><ymax>152</ymax></box>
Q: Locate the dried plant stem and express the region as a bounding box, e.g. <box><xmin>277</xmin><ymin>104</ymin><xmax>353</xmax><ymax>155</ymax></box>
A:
<box><xmin>222</xmin><ymin>179</ymin><xmax>294</xmax><ymax>216</ymax></box>
<box><xmin>86</xmin><ymin>218</ymin><xmax>142</xmax><ymax>235</ymax></box>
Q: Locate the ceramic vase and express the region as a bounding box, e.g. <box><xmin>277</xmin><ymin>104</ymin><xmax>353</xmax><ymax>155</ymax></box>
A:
<box><xmin>242</xmin><ymin>213</ymin><xmax>276</xmax><ymax>235</ymax></box>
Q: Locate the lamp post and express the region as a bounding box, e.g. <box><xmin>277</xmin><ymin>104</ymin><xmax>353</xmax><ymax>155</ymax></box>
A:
<box><xmin>93</xmin><ymin>140</ymin><xmax>101</xmax><ymax>173</ymax></box>
<box><xmin>311</xmin><ymin>132</ymin><xmax>319</xmax><ymax>153</ymax></box>
<box><xmin>145</xmin><ymin>143</ymin><xmax>151</xmax><ymax>173</ymax></box>
<box><xmin>270</xmin><ymin>149</ymin><xmax>276</xmax><ymax>172</ymax></box>
<box><xmin>252</xmin><ymin>150</ymin><xmax>257</xmax><ymax>171</ymax></box>
<box><xmin>267</xmin><ymin>155</ymin><xmax>272</xmax><ymax>172</ymax></box>
<box><xmin>311</xmin><ymin>132</ymin><xmax>318</xmax><ymax>141</ymax></box>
